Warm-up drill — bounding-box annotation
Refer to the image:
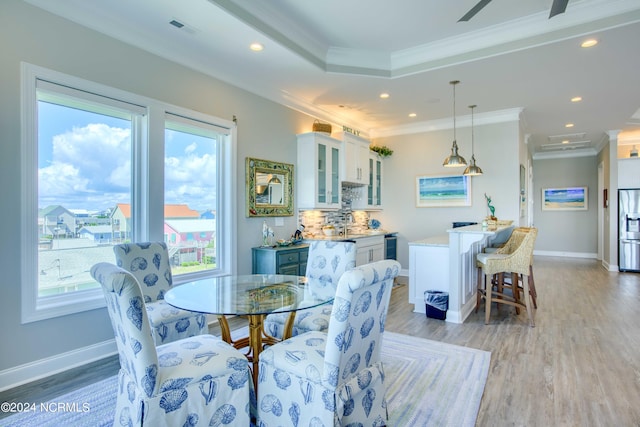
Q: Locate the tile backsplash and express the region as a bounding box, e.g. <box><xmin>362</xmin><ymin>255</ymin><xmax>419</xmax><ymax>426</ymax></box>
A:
<box><xmin>298</xmin><ymin>209</ymin><xmax>370</xmax><ymax>238</ymax></box>
<box><xmin>297</xmin><ymin>184</ymin><xmax>379</xmax><ymax>237</ymax></box>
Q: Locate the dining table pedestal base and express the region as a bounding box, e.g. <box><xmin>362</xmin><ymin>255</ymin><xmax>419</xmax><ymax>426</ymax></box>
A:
<box><xmin>217</xmin><ymin>312</ymin><xmax>296</xmax><ymax>390</ymax></box>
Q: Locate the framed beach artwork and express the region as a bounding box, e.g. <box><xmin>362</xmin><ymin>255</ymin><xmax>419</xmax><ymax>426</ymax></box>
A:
<box><xmin>416</xmin><ymin>174</ymin><xmax>471</xmax><ymax>207</ymax></box>
<box><xmin>542</xmin><ymin>186</ymin><xmax>588</xmax><ymax>211</ymax></box>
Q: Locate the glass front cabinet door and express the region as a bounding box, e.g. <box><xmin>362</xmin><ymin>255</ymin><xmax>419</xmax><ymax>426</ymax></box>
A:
<box><xmin>297</xmin><ymin>132</ymin><xmax>342</xmax><ymax>209</ymax></box>
<box><xmin>353</xmin><ymin>151</ymin><xmax>383</xmax><ymax>210</ymax></box>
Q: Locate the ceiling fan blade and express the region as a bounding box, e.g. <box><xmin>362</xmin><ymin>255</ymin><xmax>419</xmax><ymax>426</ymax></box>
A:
<box><xmin>458</xmin><ymin>0</ymin><xmax>492</xmax><ymax>22</ymax></box>
<box><xmin>549</xmin><ymin>0</ymin><xmax>569</xmax><ymax>18</ymax></box>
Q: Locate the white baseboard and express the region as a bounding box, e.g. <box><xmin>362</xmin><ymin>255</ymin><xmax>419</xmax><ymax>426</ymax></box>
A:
<box><xmin>0</xmin><ymin>339</ymin><xmax>117</xmax><ymax>392</ymax></box>
<box><xmin>533</xmin><ymin>250</ymin><xmax>597</xmax><ymax>259</ymax></box>
<box><xmin>0</xmin><ymin>318</ymin><xmax>223</xmax><ymax>392</ymax></box>
<box><xmin>601</xmin><ymin>259</ymin><xmax>619</xmax><ymax>271</ymax></box>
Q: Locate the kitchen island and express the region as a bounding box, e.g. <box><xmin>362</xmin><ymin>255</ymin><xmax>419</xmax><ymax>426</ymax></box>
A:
<box><xmin>409</xmin><ymin>223</ymin><xmax>513</xmax><ymax>323</ymax></box>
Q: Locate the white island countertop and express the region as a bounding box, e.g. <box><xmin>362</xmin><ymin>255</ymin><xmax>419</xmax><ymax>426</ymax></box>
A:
<box><xmin>409</xmin><ymin>234</ymin><xmax>448</xmax><ymax>247</ymax></box>
<box><xmin>446</xmin><ymin>223</ymin><xmax>512</xmax><ymax>235</ymax></box>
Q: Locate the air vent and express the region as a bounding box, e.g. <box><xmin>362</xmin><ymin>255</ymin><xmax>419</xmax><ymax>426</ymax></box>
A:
<box><xmin>547</xmin><ymin>132</ymin><xmax>586</xmax><ymax>142</ymax></box>
<box><xmin>541</xmin><ymin>142</ymin><xmax>589</xmax><ymax>150</ymax></box>
<box><xmin>169</xmin><ymin>18</ymin><xmax>197</xmax><ymax>35</ymax></box>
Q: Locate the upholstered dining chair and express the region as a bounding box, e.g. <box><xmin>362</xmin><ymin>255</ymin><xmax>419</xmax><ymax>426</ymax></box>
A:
<box><xmin>256</xmin><ymin>259</ymin><xmax>401</xmax><ymax>426</ymax></box>
<box><xmin>113</xmin><ymin>242</ymin><xmax>208</xmax><ymax>345</ymax></box>
<box><xmin>263</xmin><ymin>240</ymin><xmax>356</xmax><ymax>339</ymax></box>
<box><xmin>91</xmin><ymin>262</ymin><xmax>251</xmax><ymax>426</ymax></box>
<box><xmin>476</xmin><ymin>227</ymin><xmax>538</xmax><ymax>326</ymax></box>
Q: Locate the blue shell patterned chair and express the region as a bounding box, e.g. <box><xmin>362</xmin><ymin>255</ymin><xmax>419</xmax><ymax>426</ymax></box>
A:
<box><xmin>114</xmin><ymin>242</ymin><xmax>208</xmax><ymax>345</ymax></box>
<box><xmin>256</xmin><ymin>259</ymin><xmax>401</xmax><ymax>427</ymax></box>
<box><xmin>91</xmin><ymin>262</ymin><xmax>252</xmax><ymax>426</ymax></box>
<box><xmin>263</xmin><ymin>241</ymin><xmax>356</xmax><ymax>339</ymax></box>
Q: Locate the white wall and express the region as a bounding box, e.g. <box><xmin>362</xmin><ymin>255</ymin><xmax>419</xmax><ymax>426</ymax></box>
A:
<box><xmin>372</xmin><ymin>120</ymin><xmax>521</xmax><ymax>268</ymax></box>
<box><xmin>0</xmin><ymin>0</ymin><xmax>309</xmax><ymax>379</ymax></box>
<box><xmin>532</xmin><ymin>156</ymin><xmax>599</xmax><ymax>256</ymax></box>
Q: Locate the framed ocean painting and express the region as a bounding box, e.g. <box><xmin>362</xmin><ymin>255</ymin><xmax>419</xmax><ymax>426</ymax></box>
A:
<box><xmin>416</xmin><ymin>174</ymin><xmax>471</xmax><ymax>207</ymax></box>
<box><xmin>542</xmin><ymin>186</ymin><xmax>588</xmax><ymax>211</ymax></box>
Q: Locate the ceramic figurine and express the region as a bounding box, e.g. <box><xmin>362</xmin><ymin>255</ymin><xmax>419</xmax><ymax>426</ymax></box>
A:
<box><xmin>262</xmin><ymin>220</ymin><xmax>269</xmax><ymax>246</ymax></box>
<box><xmin>484</xmin><ymin>193</ymin><xmax>496</xmax><ymax>220</ymax></box>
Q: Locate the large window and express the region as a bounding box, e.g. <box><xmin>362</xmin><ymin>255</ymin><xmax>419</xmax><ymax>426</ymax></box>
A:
<box><xmin>21</xmin><ymin>64</ymin><xmax>236</xmax><ymax>322</ymax></box>
<box><xmin>36</xmin><ymin>91</ymin><xmax>135</xmax><ymax>298</ymax></box>
<box><xmin>164</xmin><ymin>113</ymin><xmax>229</xmax><ymax>277</ymax></box>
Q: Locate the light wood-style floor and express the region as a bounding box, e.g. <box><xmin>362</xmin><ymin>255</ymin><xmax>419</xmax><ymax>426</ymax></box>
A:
<box><xmin>2</xmin><ymin>256</ymin><xmax>640</xmax><ymax>425</ymax></box>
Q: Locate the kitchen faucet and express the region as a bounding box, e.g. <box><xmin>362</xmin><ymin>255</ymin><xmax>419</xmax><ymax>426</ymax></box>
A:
<box><xmin>343</xmin><ymin>213</ymin><xmax>354</xmax><ymax>238</ymax></box>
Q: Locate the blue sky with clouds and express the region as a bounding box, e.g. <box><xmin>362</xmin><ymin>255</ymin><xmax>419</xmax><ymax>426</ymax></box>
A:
<box><xmin>38</xmin><ymin>101</ymin><xmax>217</xmax><ymax>213</ymax></box>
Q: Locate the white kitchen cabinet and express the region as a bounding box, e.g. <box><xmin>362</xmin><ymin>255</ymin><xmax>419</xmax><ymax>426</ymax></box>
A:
<box><xmin>340</xmin><ymin>132</ymin><xmax>370</xmax><ymax>185</ymax></box>
<box><xmin>353</xmin><ymin>151</ymin><xmax>383</xmax><ymax>210</ymax></box>
<box><xmin>618</xmin><ymin>158</ymin><xmax>640</xmax><ymax>188</ymax></box>
<box><xmin>367</xmin><ymin>153</ymin><xmax>383</xmax><ymax>208</ymax></box>
<box><xmin>297</xmin><ymin>132</ymin><xmax>342</xmax><ymax>209</ymax></box>
<box><xmin>355</xmin><ymin>235</ymin><xmax>384</xmax><ymax>265</ymax></box>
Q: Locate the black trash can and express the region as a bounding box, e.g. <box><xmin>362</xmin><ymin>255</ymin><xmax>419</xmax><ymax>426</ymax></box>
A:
<box><xmin>424</xmin><ymin>290</ymin><xmax>449</xmax><ymax>320</ymax></box>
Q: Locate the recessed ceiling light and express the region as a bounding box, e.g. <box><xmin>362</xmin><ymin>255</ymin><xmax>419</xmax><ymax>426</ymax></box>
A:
<box><xmin>565</xmin><ymin>123</ymin><xmax>574</xmax><ymax>128</ymax></box>
<box><xmin>250</xmin><ymin>43</ymin><xmax>264</xmax><ymax>52</ymax></box>
<box><xmin>409</xmin><ymin>113</ymin><xmax>417</xmax><ymax>118</ymax></box>
<box><xmin>571</xmin><ymin>96</ymin><xmax>582</xmax><ymax>102</ymax></box>
<box><xmin>562</xmin><ymin>140</ymin><xmax>570</xmax><ymax>144</ymax></box>
<box><xmin>581</xmin><ymin>39</ymin><xmax>598</xmax><ymax>48</ymax></box>
<box><xmin>379</xmin><ymin>93</ymin><xmax>390</xmax><ymax>99</ymax></box>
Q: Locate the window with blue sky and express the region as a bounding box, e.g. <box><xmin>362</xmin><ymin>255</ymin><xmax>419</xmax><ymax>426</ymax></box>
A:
<box><xmin>21</xmin><ymin>63</ymin><xmax>235</xmax><ymax>322</ymax></box>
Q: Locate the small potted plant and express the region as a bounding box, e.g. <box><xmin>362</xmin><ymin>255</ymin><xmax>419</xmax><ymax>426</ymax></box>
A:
<box><xmin>370</xmin><ymin>145</ymin><xmax>393</xmax><ymax>157</ymax></box>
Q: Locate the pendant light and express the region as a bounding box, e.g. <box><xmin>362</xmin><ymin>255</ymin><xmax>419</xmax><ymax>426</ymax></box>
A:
<box><xmin>463</xmin><ymin>105</ymin><xmax>483</xmax><ymax>176</ymax></box>
<box><xmin>443</xmin><ymin>80</ymin><xmax>467</xmax><ymax>167</ymax></box>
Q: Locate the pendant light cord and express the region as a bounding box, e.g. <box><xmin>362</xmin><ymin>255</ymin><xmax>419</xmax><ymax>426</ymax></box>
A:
<box><xmin>451</xmin><ymin>80</ymin><xmax>459</xmax><ymax>141</ymax></box>
<box><xmin>470</xmin><ymin>104</ymin><xmax>475</xmax><ymax>153</ymax></box>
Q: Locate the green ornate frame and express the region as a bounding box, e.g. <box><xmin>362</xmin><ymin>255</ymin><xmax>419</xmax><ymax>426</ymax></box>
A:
<box><xmin>245</xmin><ymin>157</ymin><xmax>294</xmax><ymax>217</ymax></box>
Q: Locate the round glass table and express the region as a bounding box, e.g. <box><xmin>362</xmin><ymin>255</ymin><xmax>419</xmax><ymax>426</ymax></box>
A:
<box><xmin>165</xmin><ymin>274</ymin><xmax>334</xmax><ymax>388</ymax></box>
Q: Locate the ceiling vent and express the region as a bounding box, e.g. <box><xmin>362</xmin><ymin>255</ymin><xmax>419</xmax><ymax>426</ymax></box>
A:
<box><xmin>547</xmin><ymin>132</ymin><xmax>586</xmax><ymax>142</ymax></box>
<box><xmin>169</xmin><ymin>19</ymin><xmax>197</xmax><ymax>35</ymax></box>
<box><xmin>542</xmin><ymin>132</ymin><xmax>590</xmax><ymax>151</ymax></box>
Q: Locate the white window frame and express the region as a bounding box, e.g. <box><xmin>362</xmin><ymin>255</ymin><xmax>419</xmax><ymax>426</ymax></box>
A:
<box><xmin>21</xmin><ymin>63</ymin><xmax>236</xmax><ymax>323</ymax></box>
<box><xmin>163</xmin><ymin>110</ymin><xmax>236</xmax><ymax>283</ymax></box>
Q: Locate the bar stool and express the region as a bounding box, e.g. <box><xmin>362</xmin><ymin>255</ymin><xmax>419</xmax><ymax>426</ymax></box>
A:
<box><xmin>476</xmin><ymin>228</ymin><xmax>538</xmax><ymax>326</ymax></box>
<box><xmin>481</xmin><ymin>227</ymin><xmax>537</xmax><ymax>309</ymax></box>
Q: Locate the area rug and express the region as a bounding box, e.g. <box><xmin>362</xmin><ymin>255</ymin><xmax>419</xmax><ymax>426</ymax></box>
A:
<box><xmin>1</xmin><ymin>332</ymin><xmax>490</xmax><ymax>426</ymax></box>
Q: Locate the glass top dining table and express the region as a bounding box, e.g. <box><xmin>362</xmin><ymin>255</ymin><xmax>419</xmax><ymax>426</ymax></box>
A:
<box><xmin>165</xmin><ymin>274</ymin><xmax>334</xmax><ymax>389</ymax></box>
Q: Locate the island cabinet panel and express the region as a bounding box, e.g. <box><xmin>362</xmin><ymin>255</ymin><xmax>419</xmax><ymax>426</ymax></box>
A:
<box><xmin>409</xmin><ymin>224</ymin><xmax>514</xmax><ymax>323</ymax></box>
<box><xmin>408</xmin><ymin>235</ymin><xmax>449</xmax><ymax>314</ymax></box>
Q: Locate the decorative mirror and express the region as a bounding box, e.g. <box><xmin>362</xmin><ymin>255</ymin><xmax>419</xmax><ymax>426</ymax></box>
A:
<box><xmin>246</xmin><ymin>157</ymin><xmax>294</xmax><ymax>217</ymax></box>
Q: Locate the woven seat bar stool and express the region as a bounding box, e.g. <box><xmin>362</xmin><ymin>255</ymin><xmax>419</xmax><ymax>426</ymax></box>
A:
<box><xmin>480</xmin><ymin>227</ymin><xmax>537</xmax><ymax>310</ymax></box>
<box><xmin>499</xmin><ymin>227</ymin><xmax>538</xmax><ymax>309</ymax></box>
<box><xmin>476</xmin><ymin>227</ymin><xmax>538</xmax><ymax>326</ymax></box>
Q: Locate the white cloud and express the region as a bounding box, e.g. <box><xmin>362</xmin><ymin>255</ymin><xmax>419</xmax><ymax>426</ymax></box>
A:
<box><xmin>40</xmin><ymin>124</ymin><xmax>130</xmax><ymax>210</ymax></box>
<box><xmin>40</xmin><ymin>123</ymin><xmax>217</xmax><ymax>212</ymax></box>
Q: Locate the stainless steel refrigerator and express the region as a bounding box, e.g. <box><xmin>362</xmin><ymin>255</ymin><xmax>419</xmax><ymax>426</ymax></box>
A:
<box><xmin>619</xmin><ymin>188</ymin><xmax>640</xmax><ymax>272</ymax></box>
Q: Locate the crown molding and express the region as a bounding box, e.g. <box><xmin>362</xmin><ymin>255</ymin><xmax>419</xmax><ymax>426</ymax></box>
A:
<box><xmin>369</xmin><ymin>108</ymin><xmax>523</xmax><ymax>138</ymax></box>
<box><xmin>532</xmin><ymin>147</ymin><xmax>598</xmax><ymax>159</ymax></box>
<box><xmin>211</xmin><ymin>0</ymin><xmax>640</xmax><ymax>77</ymax></box>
